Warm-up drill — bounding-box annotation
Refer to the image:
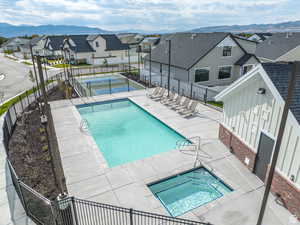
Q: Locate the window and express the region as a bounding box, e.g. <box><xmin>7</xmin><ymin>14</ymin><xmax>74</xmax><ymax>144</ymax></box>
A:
<box><xmin>95</xmin><ymin>41</ymin><xmax>99</xmax><ymax>47</ymax></box>
<box><xmin>195</xmin><ymin>68</ymin><xmax>209</xmax><ymax>82</ymax></box>
<box><xmin>242</xmin><ymin>65</ymin><xmax>253</xmax><ymax>75</ymax></box>
<box><xmin>223</xmin><ymin>46</ymin><xmax>232</xmax><ymax>57</ymax></box>
<box><xmin>218</xmin><ymin>66</ymin><xmax>232</xmax><ymax>79</ymax></box>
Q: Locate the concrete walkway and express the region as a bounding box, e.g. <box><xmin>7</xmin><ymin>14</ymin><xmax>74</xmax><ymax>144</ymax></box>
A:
<box><xmin>0</xmin><ymin>116</ymin><xmax>35</xmax><ymax>225</ymax></box>
<box><xmin>51</xmin><ymin>90</ymin><xmax>299</xmax><ymax>225</ymax></box>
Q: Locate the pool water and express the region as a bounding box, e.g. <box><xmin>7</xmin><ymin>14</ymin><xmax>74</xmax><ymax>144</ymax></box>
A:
<box><xmin>148</xmin><ymin>167</ymin><xmax>232</xmax><ymax>217</ymax></box>
<box><xmin>77</xmin><ymin>74</ymin><xmax>143</xmax><ymax>96</ymax></box>
<box><xmin>77</xmin><ymin>99</ymin><xmax>188</xmax><ymax>167</ymax></box>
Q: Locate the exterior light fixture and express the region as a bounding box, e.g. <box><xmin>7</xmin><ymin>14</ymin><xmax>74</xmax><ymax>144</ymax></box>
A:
<box><xmin>40</xmin><ymin>114</ymin><xmax>48</xmax><ymax>124</ymax></box>
<box><xmin>290</xmin><ymin>175</ymin><xmax>295</xmax><ymax>182</ymax></box>
<box><xmin>257</xmin><ymin>88</ymin><xmax>266</xmax><ymax>95</ymax></box>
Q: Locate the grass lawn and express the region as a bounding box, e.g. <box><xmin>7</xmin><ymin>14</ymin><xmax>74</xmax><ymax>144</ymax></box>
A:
<box><xmin>22</xmin><ymin>61</ymin><xmax>33</xmax><ymax>65</ymax></box>
<box><xmin>207</xmin><ymin>101</ymin><xmax>223</xmax><ymax>108</ymax></box>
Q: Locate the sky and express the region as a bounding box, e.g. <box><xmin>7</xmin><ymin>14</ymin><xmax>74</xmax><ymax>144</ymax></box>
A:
<box><xmin>1</xmin><ymin>0</ymin><xmax>300</xmax><ymax>32</ymax></box>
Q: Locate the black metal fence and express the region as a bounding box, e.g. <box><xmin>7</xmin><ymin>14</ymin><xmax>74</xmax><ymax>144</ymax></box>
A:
<box><xmin>2</xmin><ymin>70</ymin><xmax>211</xmax><ymax>225</ymax></box>
<box><xmin>139</xmin><ymin>70</ymin><xmax>220</xmax><ymax>103</ymax></box>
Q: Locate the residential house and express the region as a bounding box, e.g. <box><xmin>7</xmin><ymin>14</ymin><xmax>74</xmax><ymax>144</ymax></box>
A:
<box><xmin>43</xmin><ymin>35</ymin><xmax>65</xmax><ymax>58</ymax></box>
<box><xmin>0</xmin><ymin>37</ymin><xmax>30</xmax><ymax>52</ymax></box>
<box><xmin>18</xmin><ymin>36</ymin><xmax>45</xmax><ymax>59</ymax></box>
<box><xmin>248</xmin><ymin>33</ymin><xmax>272</xmax><ymax>42</ymax></box>
<box><xmin>63</xmin><ymin>34</ymin><xmax>130</xmax><ymax>65</ymax></box>
<box><xmin>215</xmin><ymin>62</ymin><xmax>300</xmax><ymax>219</ymax></box>
<box><xmin>144</xmin><ymin>32</ymin><xmax>259</xmax><ymax>87</ymax></box>
<box><xmin>256</xmin><ymin>32</ymin><xmax>300</xmax><ymax>62</ymax></box>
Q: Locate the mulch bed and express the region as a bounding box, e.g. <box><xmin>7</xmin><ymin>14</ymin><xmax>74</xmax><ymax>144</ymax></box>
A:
<box><xmin>8</xmin><ymin>85</ymin><xmax>77</xmax><ymax>200</ymax></box>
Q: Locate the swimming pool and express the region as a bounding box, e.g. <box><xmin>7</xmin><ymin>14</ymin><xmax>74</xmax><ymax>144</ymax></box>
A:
<box><xmin>77</xmin><ymin>99</ymin><xmax>188</xmax><ymax>167</ymax></box>
<box><xmin>148</xmin><ymin>167</ymin><xmax>232</xmax><ymax>217</ymax></box>
<box><xmin>76</xmin><ymin>74</ymin><xmax>144</xmax><ymax>96</ymax></box>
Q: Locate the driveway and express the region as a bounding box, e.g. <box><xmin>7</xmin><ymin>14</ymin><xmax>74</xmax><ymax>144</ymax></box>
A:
<box><xmin>0</xmin><ymin>54</ymin><xmax>60</xmax><ymax>103</ymax></box>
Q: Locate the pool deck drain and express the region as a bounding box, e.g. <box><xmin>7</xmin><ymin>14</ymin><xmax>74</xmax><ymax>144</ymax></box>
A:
<box><xmin>50</xmin><ymin>90</ymin><xmax>298</xmax><ymax>225</ymax></box>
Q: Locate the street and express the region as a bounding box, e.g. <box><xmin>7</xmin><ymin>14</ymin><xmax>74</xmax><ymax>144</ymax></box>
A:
<box><xmin>0</xmin><ymin>53</ymin><xmax>60</xmax><ymax>103</ymax></box>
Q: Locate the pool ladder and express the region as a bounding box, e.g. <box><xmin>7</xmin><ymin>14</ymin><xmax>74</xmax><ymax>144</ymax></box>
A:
<box><xmin>80</xmin><ymin>119</ymin><xmax>90</xmax><ymax>134</ymax></box>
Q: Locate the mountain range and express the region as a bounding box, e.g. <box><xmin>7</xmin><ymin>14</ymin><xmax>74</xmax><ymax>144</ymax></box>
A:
<box><xmin>2</xmin><ymin>20</ymin><xmax>300</xmax><ymax>38</ymax></box>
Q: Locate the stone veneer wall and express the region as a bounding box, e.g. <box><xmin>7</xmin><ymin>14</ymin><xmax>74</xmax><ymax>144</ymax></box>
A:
<box><xmin>219</xmin><ymin>124</ymin><xmax>300</xmax><ymax>220</ymax></box>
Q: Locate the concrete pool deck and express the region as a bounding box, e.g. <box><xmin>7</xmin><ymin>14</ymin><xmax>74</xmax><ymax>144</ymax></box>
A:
<box><xmin>50</xmin><ymin>90</ymin><xmax>299</xmax><ymax>225</ymax></box>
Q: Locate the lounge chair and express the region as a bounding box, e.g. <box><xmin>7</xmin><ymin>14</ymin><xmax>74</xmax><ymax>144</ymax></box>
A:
<box><xmin>180</xmin><ymin>101</ymin><xmax>199</xmax><ymax>117</ymax></box>
<box><xmin>152</xmin><ymin>89</ymin><xmax>166</xmax><ymax>101</ymax></box>
<box><xmin>169</xmin><ymin>95</ymin><xmax>183</xmax><ymax>109</ymax></box>
<box><xmin>160</xmin><ymin>92</ymin><xmax>175</xmax><ymax>104</ymax></box>
<box><xmin>147</xmin><ymin>87</ymin><xmax>161</xmax><ymax>98</ymax></box>
<box><xmin>174</xmin><ymin>97</ymin><xmax>191</xmax><ymax>111</ymax></box>
<box><xmin>164</xmin><ymin>94</ymin><xmax>181</xmax><ymax>106</ymax></box>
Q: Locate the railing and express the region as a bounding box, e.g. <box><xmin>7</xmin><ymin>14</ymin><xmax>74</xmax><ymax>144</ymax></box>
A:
<box><xmin>1</xmin><ymin>70</ymin><xmax>211</xmax><ymax>225</ymax></box>
<box><xmin>139</xmin><ymin>69</ymin><xmax>221</xmax><ymax>103</ymax></box>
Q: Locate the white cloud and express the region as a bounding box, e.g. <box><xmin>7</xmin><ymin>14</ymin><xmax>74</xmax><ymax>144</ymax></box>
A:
<box><xmin>0</xmin><ymin>0</ymin><xmax>298</xmax><ymax>32</ymax></box>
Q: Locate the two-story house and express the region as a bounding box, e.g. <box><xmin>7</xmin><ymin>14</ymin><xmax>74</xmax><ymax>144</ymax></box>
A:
<box><xmin>143</xmin><ymin>32</ymin><xmax>259</xmax><ymax>87</ymax></box>
<box><xmin>63</xmin><ymin>34</ymin><xmax>130</xmax><ymax>65</ymax></box>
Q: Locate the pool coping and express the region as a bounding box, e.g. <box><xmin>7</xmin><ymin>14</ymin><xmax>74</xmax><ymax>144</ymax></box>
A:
<box><xmin>49</xmin><ymin>90</ymin><xmax>293</xmax><ymax>224</ymax></box>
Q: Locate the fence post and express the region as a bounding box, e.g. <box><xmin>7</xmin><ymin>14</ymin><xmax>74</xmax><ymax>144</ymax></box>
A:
<box><xmin>190</xmin><ymin>83</ymin><xmax>193</xmax><ymax>99</ymax></box>
<box><xmin>89</xmin><ymin>83</ymin><xmax>92</xmax><ymax>96</ymax></box>
<box><xmin>204</xmin><ymin>88</ymin><xmax>208</xmax><ymax>104</ymax></box>
<box><xmin>19</xmin><ymin>96</ymin><xmax>24</xmax><ymax>111</ymax></box>
<box><xmin>109</xmin><ymin>79</ymin><xmax>112</xmax><ymax>94</ymax></box>
<box><xmin>129</xmin><ymin>208</ymin><xmax>133</xmax><ymax>225</ymax></box>
<box><xmin>127</xmin><ymin>79</ymin><xmax>130</xmax><ymax>92</ymax></box>
<box><xmin>17</xmin><ymin>181</ymin><xmax>29</xmax><ymax>215</ymax></box>
<box><xmin>26</xmin><ymin>91</ymin><xmax>30</xmax><ymax>105</ymax></box>
<box><xmin>71</xmin><ymin>197</ymin><xmax>79</xmax><ymax>225</ymax></box>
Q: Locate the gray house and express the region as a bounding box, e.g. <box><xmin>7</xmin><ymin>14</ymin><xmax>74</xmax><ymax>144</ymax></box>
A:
<box><xmin>144</xmin><ymin>32</ymin><xmax>259</xmax><ymax>87</ymax></box>
<box><xmin>255</xmin><ymin>32</ymin><xmax>300</xmax><ymax>62</ymax></box>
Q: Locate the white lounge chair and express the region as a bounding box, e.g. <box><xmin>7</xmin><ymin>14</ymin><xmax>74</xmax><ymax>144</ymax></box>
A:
<box><xmin>174</xmin><ymin>97</ymin><xmax>191</xmax><ymax>111</ymax></box>
<box><xmin>152</xmin><ymin>89</ymin><xmax>166</xmax><ymax>101</ymax></box>
<box><xmin>147</xmin><ymin>87</ymin><xmax>161</xmax><ymax>99</ymax></box>
<box><xmin>179</xmin><ymin>101</ymin><xmax>199</xmax><ymax>117</ymax></box>
<box><xmin>169</xmin><ymin>95</ymin><xmax>183</xmax><ymax>109</ymax></box>
<box><xmin>160</xmin><ymin>92</ymin><xmax>175</xmax><ymax>104</ymax></box>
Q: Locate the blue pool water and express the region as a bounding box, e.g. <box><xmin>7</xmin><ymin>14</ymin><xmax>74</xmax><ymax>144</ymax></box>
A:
<box><xmin>148</xmin><ymin>167</ymin><xmax>232</xmax><ymax>217</ymax></box>
<box><xmin>77</xmin><ymin>99</ymin><xmax>188</xmax><ymax>167</ymax></box>
<box><xmin>78</xmin><ymin>74</ymin><xmax>143</xmax><ymax>96</ymax></box>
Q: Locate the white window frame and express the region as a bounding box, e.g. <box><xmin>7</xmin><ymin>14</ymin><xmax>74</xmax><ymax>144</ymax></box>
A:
<box><xmin>194</xmin><ymin>67</ymin><xmax>210</xmax><ymax>83</ymax></box>
<box><xmin>218</xmin><ymin>65</ymin><xmax>232</xmax><ymax>80</ymax></box>
<box><xmin>222</xmin><ymin>46</ymin><xmax>232</xmax><ymax>57</ymax></box>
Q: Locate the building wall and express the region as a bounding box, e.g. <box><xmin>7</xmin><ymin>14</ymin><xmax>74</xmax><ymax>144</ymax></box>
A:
<box><xmin>189</xmin><ymin>36</ymin><xmax>247</xmax><ymax>86</ymax></box>
<box><xmin>219</xmin><ymin>71</ymin><xmax>300</xmax><ymax>218</ymax></box>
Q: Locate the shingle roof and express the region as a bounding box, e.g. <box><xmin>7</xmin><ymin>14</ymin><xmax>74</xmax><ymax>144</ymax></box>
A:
<box><xmin>255</xmin><ymin>33</ymin><xmax>272</xmax><ymax>41</ymax></box>
<box><xmin>144</xmin><ymin>32</ymin><xmax>230</xmax><ymax>70</ymax></box>
<box><xmin>256</xmin><ymin>33</ymin><xmax>300</xmax><ymax>60</ymax></box>
<box><xmin>235</xmin><ymin>54</ymin><xmax>258</xmax><ymax>66</ymax></box>
<box><xmin>262</xmin><ymin>62</ymin><xmax>300</xmax><ymax>123</ymax></box>
<box><xmin>68</xmin><ymin>35</ymin><xmax>95</xmax><ymax>53</ymax></box>
<box><xmin>45</xmin><ymin>36</ymin><xmax>65</xmax><ymax>50</ymax></box>
<box><xmin>100</xmin><ymin>34</ymin><xmax>130</xmax><ymax>51</ymax></box>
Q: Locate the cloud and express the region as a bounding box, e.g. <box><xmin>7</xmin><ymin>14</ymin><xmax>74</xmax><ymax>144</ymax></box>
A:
<box><xmin>0</xmin><ymin>0</ymin><xmax>299</xmax><ymax>32</ymax></box>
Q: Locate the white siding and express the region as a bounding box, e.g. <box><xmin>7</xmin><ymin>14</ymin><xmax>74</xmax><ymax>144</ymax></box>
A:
<box><xmin>221</xmin><ymin>73</ymin><xmax>300</xmax><ymax>187</ymax></box>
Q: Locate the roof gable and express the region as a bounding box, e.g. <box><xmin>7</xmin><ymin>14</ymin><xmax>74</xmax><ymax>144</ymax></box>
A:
<box><xmin>100</xmin><ymin>34</ymin><xmax>130</xmax><ymax>51</ymax></box>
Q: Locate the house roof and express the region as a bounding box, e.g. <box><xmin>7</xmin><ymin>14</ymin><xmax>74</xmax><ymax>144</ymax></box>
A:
<box><xmin>2</xmin><ymin>37</ymin><xmax>30</xmax><ymax>47</ymax></box>
<box><xmin>255</xmin><ymin>33</ymin><xmax>273</xmax><ymax>41</ymax></box>
<box><xmin>144</xmin><ymin>32</ymin><xmax>230</xmax><ymax>70</ymax></box>
<box><xmin>235</xmin><ymin>53</ymin><xmax>259</xmax><ymax>66</ymax></box>
<box><xmin>262</xmin><ymin>63</ymin><xmax>300</xmax><ymax>123</ymax></box>
<box><xmin>100</xmin><ymin>34</ymin><xmax>130</xmax><ymax>51</ymax></box>
<box><xmin>255</xmin><ymin>32</ymin><xmax>300</xmax><ymax>61</ymax></box>
<box><xmin>45</xmin><ymin>35</ymin><xmax>65</xmax><ymax>51</ymax></box>
<box><xmin>67</xmin><ymin>35</ymin><xmax>95</xmax><ymax>53</ymax></box>
<box><xmin>118</xmin><ymin>34</ymin><xmax>144</xmax><ymax>45</ymax></box>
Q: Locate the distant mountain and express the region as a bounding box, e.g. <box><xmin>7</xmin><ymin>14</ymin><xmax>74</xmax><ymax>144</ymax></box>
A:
<box><xmin>189</xmin><ymin>21</ymin><xmax>300</xmax><ymax>33</ymax></box>
<box><xmin>0</xmin><ymin>23</ymin><xmax>112</xmax><ymax>37</ymax></box>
